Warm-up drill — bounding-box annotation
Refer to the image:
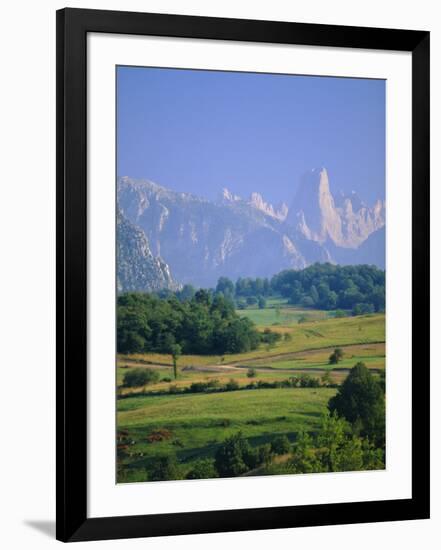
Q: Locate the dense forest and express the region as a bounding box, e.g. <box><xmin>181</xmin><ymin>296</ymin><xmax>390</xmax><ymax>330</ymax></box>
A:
<box><xmin>117</xmin><ymin>290</ymin><xmax>260</xmax><ymax>355</ymax></box>
<box><xmin>118</xmin><ymin>264</ymin><xmax>385</xmax><ymax>355</ymax></box>
<box><xmin>271</xmin><ymin>263</ymin><xmax>385</xmax><ymax>313</ymax></box>
<box><xmin>163</xmin><ymin>263</ymin><xmax>385</xmax><ymax>314</ymax></box>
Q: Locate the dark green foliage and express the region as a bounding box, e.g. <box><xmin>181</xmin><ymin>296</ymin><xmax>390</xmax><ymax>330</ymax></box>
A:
<box><xmin>214</xmin><ymin>432</ymin><xmax>256</xmax><ymax>477</ymax></box>
<box><xmin>247</xmin><ymin>368</ymin><xmax>257</xmax><ymax>378</ymax></box>
<box><xmin>176</xmin><ymin>284</ymin><xmax>196</xmax><ymax>301</ymax></box>
<box><xmin>328</xmin><ymin>362</ymin><xmax>385</xmax><ymax>446</ymax></box>
<box><xmin>271</xmin><ymin>435</ymin><xmax>291</xmax><ymax>455</ymax></box>
<box><xmin>123</xmin><ymin>368</ymin><xmax>159</xmax><ymax>388</ymax></box>
<box><xmin>298</xmin><ymin>374</ymin><xmax>321</xmax><ymax>388</ymax></box>
<box><xmin>149</xmin><ymin>455</ymin><xmax>182</xmax><ymax>481</ymax></box>
<box><xmin>170</xmin><ymin>343</ymin><xmax>182</xmax><ymax>379</ymax></box>
<box><xmin>334</xmin><ymin>309</ymin><xmax>346</xmax><ymax>318</ymax></box>
<box><xmin>225</xmin><ymin>379</ymin><xmax>239</xmax><ymax>391</ymax></box>
<box><xmin>258</xmin><ymin>443</ymin><xmax>273</xmax><ymax>466</ymax></box>
<box><xmin>269</xmin><ymin>413</ymin><xmax>385</xmax><ymax>476</ymax></box>
<box><xmin>216</xmin><ymin>277</ymin><xmax>235</xmax><ymax>299</ymax></box>
<box><xmin>260</xmin><ymin>328</ymin><xmax>282</xmax><ymax>345</ymax></box>
<box><xmin>352</xmin><ymin>302</ymin><xmax>375</xmax><ymax>316</ymax></box>
<box><xmin>272</xmin><ymin>263</ymin><xmax>385</xmax><ymax>313</ymax></box>
<box><xmin>235</xmin><ymin>277</ymin><xmax>269</xmax><ymax>297</ymax></box>
<box><xmin>258</xmin><ymin>296</ymin><xmax>266</xmax><ymax>309</ymax></box>
<box><xmin>117</xmin><ymin>292</ymin><xmax>260</xmax><ymax>355</ymax></box>
<box><xmin>186</xmin><ymin>458</ymin><xmax>218</xmax><ymax>480</ymax></box>
<box><xmin>329</xmin><ymin>347</ymin><xmax>344</xmax><ymax>364</ymax></box>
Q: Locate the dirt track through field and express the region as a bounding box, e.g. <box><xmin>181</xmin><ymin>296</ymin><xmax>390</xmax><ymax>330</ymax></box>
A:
<box><xmin>119</xmin><ymin>341</ymin><xmax>384</xmax><ymax>376</ymax></box>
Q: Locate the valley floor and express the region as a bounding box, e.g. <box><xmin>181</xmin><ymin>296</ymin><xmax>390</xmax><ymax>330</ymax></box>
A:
<box><xmin>117</xmin><ymin>305</ymin><xmax>385</xmax><ymax>483</ymax></box>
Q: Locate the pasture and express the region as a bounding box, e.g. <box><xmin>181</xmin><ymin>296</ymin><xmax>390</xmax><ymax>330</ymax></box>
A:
<box><xmin>116</xmin><ymin>304</ymin><xmax>385</xmax><ymax>482</ymax></box>
<box><xmin>117</xmin><ymin>387</ymin><xmax>336</xmax><ymax>482</ymax></box>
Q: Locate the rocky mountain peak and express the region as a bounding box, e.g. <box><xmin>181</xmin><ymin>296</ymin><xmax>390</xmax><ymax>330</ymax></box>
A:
<box><xmin>248</xmin><ymin>192</ymin><xmax>288</xmax><ymax>221</ymax></box>
<box><xmin>221</xmin><ymin>188</ymin><xmax>241</xmax><ymax>202</ymax></box>
<box><xmin>287</xmin><ymin>168</ymin><xmax>385</xmax><ymax>249</ymax></box>
<box><xmin>117</xmin><ymin>172</ymin><xmax>385</xmax><ymax>288</ymax></box>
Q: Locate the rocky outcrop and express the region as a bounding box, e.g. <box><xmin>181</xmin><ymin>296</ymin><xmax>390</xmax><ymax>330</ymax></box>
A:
<box><xmin>117</xmin><ymin>170</ymin><xmax>385</xmax><ymax>288</ymax></box>
<box><xmin>287</xmin><ymin>168</ymin><xmax>385</xmax><ymax>248</ymax></box>
<box><xmin>116</xmin><ymin>209</ymin><xmax>179</xmax><ymax>293</ymax></box>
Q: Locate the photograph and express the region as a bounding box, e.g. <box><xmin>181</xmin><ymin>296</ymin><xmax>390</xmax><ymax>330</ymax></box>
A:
<box><xmin>115</xmin><ymin>66</ymin><xmax>386</xmax><ymax>484</ymax></box>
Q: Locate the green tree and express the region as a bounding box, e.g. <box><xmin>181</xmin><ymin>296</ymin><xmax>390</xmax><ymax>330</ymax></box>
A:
<box><xmin>216</xmin><ymin>276</ymin><xmax>235</xmax><ymax>298</ymax></box>
<box><xmin>328</xmin><ymin>362</ymin><xmax>385</xmax><ymax>446</ymax></box>
<box><xmin>150</xmin><ymin>455</ymin><xmax>182</xmax><ymax>481</ymax></box>
<box><xmin>290</xmin><ymin>432</ymin><xmax>324</xmax><ymax>474</ymax></box>
<box><xmin>258</xmin><ymin>443</ymin><xmax>273</xmax><ymax>467</ymax></box>
<box><xmin>170</xmin><ymin>343</ymin><xmax>182</xmax><ymax>380</ymax></box>
<box><xmin>258</xmin><ymin>296</ymin><xmax>266</xmax><ymax>309</ymax></box>
<box><xmin>186</xmin><ymin>458</ymin><xmax>218</xmax><ymax>480</ymax></box>
<box><xmin>225</xmin><ymin>379</ymin><xmax>239</xmax><ymax>391</ymax></box>
<box><xmin>329</xmin><ymin>347</ymin><xmax>344</xmax><ymax>365</ymax></box>
<box><xmin>246</xmin><ymin>295</ymin><xmax>258</xmax><ymax>306</ymax></box>
<box><xmin>271</xmin><ymin>435</ymin><xmax>291</xmax><ymax>455</ymax></box>
<box><xmin>215</xmin><ymin>433</ymin><xmax>255</xmax><ymax>477</ymax></box>
<box><xmin>247</xmin><ymin>367</ymin><xmax>257</xmax><ymax>378</ymax></box>
<box><xmin>334</xmin><ymin>309</ymin><xmax>346</xmax><ymax>318</ymax></box>
<box><xmin>123</xmin><ymin>368</ymin><xmax>159</xmax><ymax>388</ymax></box>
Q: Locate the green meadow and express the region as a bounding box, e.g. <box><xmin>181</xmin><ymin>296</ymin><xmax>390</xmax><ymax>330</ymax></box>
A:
<box><xmin>117</xmin><ymin>300</ymin><xmax>385</xmax><ymax>482</ymax></box>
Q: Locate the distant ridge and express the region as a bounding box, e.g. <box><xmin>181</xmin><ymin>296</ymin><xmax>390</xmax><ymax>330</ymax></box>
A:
<box><xmin>117</xmin><ymin>170</ymin><xmax>385</xmax><ymax>289</ymax></box>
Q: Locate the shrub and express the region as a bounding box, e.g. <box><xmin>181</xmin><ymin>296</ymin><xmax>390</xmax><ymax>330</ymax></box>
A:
<box><xmin>189</xmin><ymin>382</ymin><xmax>211</xmax><ymax>393</ymax></box>
<box><xmin>215</xmin><ymin>432</ymin><xmax>256</xmax><ymax>477</ymax></box>
<box><xmin>271</xmin><ymin>435</ymin><xmax>291</xmax><ymax>455</ymax></box>
<box><xmin>225</xmin><ymin>379</ymin><xmax>239</xmax><ymax>391</ymax></box>
<box><xmin>186</xmin><ymin>458</ymin><xmax>218</xmax><ymax>480</ymax></box>
<box><xmin>258</xmin><ymin>443</ymin><xmax>273</xmax><ymax>466</ymax></box>
<box><xmin>260</xmin><ymin>328</ymin><xmax>282</xmax><ymax>345</ymax></box>
<box><xmin>149</xmin><ymin>455</ymin><xmax>182</xmax><ymax>481</ymax></box>
<box><xmin>123</xmin><ymin>368</ymin><xmax>160</xmax><ymax>388</ymax></box>
<box><xmin>247</xmin><ymin>368</ymin><xmax>257</xmax><ymax>378</ymax></box>
<box><xmin>329</xmin><ymin>347</ymin><xmax>344</xmax><ymax>365</ymax></box>
<box><xmin>352</xmin><ymin>302</ymin><xmax>375</xmax><ymax>316</ymax></box>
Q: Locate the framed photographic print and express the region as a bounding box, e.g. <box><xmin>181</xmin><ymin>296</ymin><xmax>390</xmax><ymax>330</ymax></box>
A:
<box><xmin>56</xmin><ymin>8</ymin><xmax>430</xmax><ymax>542</ymax></box>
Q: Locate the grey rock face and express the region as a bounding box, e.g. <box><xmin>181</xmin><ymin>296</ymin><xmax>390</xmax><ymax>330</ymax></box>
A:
<box><xmin>117</xmin><ymin>170</ymin><xmax>385</xmax><ymax>288</ymax></box>
<box><xmin>287</xmin><ymin>168</ymin><xmax>385</xmax><ymax>248</ymax></box>
<box><xmin>116</xmin><ymin>209</ymin><xmax>179</xmax><ymax>293</ymax></box>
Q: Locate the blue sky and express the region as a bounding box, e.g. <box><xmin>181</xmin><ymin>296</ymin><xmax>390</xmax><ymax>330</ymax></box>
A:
<box><xmin>117</xmin><ymin>66</ymin><xmax>385</xmax><ymax>206</ymax></box>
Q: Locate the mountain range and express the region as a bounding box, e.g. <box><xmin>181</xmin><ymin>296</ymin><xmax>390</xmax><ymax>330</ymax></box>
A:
<box><xmin>116</xmin><ymin>168</ymin><xmax>385</xmax><ymax>291</ymax></box>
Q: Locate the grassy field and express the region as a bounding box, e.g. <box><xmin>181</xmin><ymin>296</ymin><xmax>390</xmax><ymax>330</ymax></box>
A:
<box><xmin>236</xmin><ymin>300</ymin><xmax>335</xmax><ymax>326</ymax></box>
<box><xmin>117</xmin><ymin>313</ymin><xmax>385</xmax><ymax>371</ymax></box>
<box><xmin>117</xmin><ymin>387</ymin><xmax>336</xmax><ymax>482</ymax></box>
<box><xmin>117</xmin><ymin>303</ymin><xmax>385</xmax><ymax>482</ymax></box>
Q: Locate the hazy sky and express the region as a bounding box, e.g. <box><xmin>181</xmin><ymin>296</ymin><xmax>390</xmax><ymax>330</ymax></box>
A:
<box><xmin>117</xmin><ymin>66</ymin><xmax>385</xmax><ymax>206</ymax></box>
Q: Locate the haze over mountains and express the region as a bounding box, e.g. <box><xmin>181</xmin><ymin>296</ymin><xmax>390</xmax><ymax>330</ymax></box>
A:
<box><xmin>117</xmin><ymin>168</ymin><xmax>385</xmax><ymax>292</ymax></box>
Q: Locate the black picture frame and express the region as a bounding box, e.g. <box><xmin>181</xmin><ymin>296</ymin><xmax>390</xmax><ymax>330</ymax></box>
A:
<box><xmin>56</xmin><ymin>7</ymin><xmax>430</xmax><ymax>543</ymax></box>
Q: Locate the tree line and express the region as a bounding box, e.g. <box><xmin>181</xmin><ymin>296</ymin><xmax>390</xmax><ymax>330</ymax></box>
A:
<box><xmin>157</xmin><ymin>263</ymin><xmax>385</xmax><ymax>315</ymax></box>
<box><xmin>271</xmin><ymin>263</ymin><xmax>385</xmax><ymax>313</ymax></box>
<box><xmin>117</xmin><ymin>290</ymin><xmax>261</xmax><ymax>355</ymax></box>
